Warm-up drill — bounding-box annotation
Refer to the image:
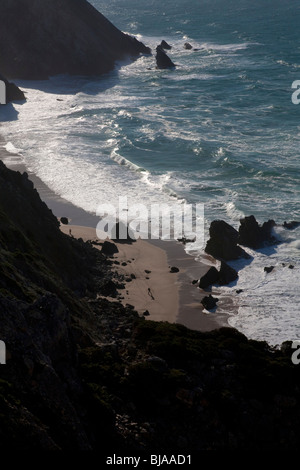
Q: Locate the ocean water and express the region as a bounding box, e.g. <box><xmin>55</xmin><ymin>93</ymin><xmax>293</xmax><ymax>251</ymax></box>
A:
<box><xmin>1</xmin><ymin>0</ymin><xmax>300</xmax><ymax>345</ymax></box>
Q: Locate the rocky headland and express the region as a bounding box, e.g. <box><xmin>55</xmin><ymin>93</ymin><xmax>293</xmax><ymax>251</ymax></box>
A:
<box><xmin>0</xmin><ymin>0</ymin><xmax>151</xmax><ymax>80</ymax></box>
<box><xmin>1</xmin><ymin>160</ymin><xmax>300</xmax><ymax>451</ymax></box>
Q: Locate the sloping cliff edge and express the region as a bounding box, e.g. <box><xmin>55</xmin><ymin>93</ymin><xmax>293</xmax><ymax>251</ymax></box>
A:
<box><xmin>0</xmin><ymin>0</ymin><xmax>151</xmax><ymax>80</ymax></box>
<box><xmin>1</xmin><ymin>160</ymin><xmax>300</xmax><ymax>451</ymax></box>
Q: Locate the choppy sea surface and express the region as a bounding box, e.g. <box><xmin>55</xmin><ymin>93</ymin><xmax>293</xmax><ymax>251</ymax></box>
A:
<box><xmin>1</xmin><ymin>0</ymin><xmax>300</xmax><ymax>345</ymax></box>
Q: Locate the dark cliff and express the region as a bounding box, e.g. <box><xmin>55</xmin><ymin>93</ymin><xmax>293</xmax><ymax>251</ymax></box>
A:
<box><xmin>0</xmin><ymin>0</ymin><xmax>151</xmax><ymax>79</ymax></box>
<box><xmin>1</xmin><ymin>161</ymin><xmax>300</xmax><ymax>451</ymax></box>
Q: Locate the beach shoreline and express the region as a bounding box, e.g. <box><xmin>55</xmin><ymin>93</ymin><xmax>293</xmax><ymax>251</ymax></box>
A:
<box><xmin>0</xmin><ymin>142</ymin><xmax>235</xmax><ymax>332</ymax></box>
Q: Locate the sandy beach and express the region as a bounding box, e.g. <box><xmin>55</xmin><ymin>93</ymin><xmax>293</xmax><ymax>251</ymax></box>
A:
<box><xmin>1</xmin><ymin>143</ymin><xmax>235</xmax><ymax>332</ymax></box>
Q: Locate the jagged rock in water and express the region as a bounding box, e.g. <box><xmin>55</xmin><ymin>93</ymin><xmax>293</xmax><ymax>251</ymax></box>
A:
<box><xmin>201</xmin><ymin>294</ymin><xmax>219</xmax><ymax>310</ymax></box>
<box><xmin>283</xmin><ymin>221</ymin><xmax>300</xmax><ymax>230</ymax></box>
<box><xmin>238</xmin><ymin>215</ymin><xmax>276</xmax><ymax>248</ymax></box>
<box><xmin>156</xmin><ymin>45</ymin><xmax>176</xmax><ymax>69</ymax></box>
<box><xmin>0</xmin><ymin>73</ymin><xmax>25</xmax><ymax>102</ymax></box>
<box><xmin>160</xmin><ymin>40</ymin><xmax>172</xmax><ymax>50</ymax></box>
<box><xmin>264</xmin><ymin>266</ymin><xmax>275</xmax><ymax>274</ymax></box>
<box><xmin>205</xmin><ymin>220</ymin><xmax>248</xmax><ymax>260</ymax></box>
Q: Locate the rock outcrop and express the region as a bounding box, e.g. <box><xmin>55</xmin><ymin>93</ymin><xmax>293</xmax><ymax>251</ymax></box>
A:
<box><xmin>1</xmin><ymin>161</ymin><xmax>300</xmax><ymax>451</ymax></box>
<box><xmin>156</xmin><ymin>45</ymin><xmax>176</xmax><ymax>69</ymax></box>
<box><xmin>199</xmin><ymin>261</ymin><xmax>238</xmax><ymax>288</ymax></box>
<box><xmin>0</xmin><ymin>0</ymin><xmax>151</xmax><ymax>79</ymax></box>
<box><xmin>283</xmin><ymin>221</ymin><xmax>300</xmax><ymax>230</ymax></box>
<box><xmin>238</xmin><ymin>215</ymin><xmax>276</xmax><ymax>248</ymax></box>
<box><xmin>201</xmin><ymin>294</ymin><xmax>219</xmax><ymax>310</ymax></box>
<box><xmin>160</xmin><ymin>40</ymin><xmax>172</xmax><ymax>50</ymax></box>
<box><xmin>205</xmin><ymin>220</ymin><xmax>249</xmax><ymax>260</ymax></box>
<box><xmin>199</xmin><ymin>266</ymin><xmax>219</xmax><ymax>289</ymax></box>
<box><xmin>218</xmin><ymin>260</ymin><xmax>238</xmax><ymax>285</ymax></box>
<box><xmin>0</xmin><ymin>73</ymin><xmax>25</xmax><ymax>103</ymax></box>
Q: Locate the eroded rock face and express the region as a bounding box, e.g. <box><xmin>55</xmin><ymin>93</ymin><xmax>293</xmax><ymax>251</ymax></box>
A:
<box><xmin>160</xmin><ymin>40</ymin><xmax>172</xmax><ymax>50</ymax></box>
<box><xmin>156</xmin><ymin>46</ymin><xmax>176</xmax><ymax>69</ymax></box>
<box><xmin>205</xmin><ymin>220</ymin><xmax>248</xmax><ymax>260</ymax></box>
<box><xmin>0</xmin><ymin>0</ymin><xmax>151</xmax><ymax>79</ymax></box>
<box><xmin>238</xmin><ymin>215</ymin><xmax>276</xmax><ymax>248</ymax></box>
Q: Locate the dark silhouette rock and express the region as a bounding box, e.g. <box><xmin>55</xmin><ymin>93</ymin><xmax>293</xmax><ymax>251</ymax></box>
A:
<box><xmin>201</xmin><ymin>294</ymin><xmax>219</xmax><ymax>310</ymax></box>
<box><xmin>0</xmin><ymin>73</ymin><xmax>25</xmax><ymax>103</ymax></box>
<box><xmin>283</xmin><ymin>221</ymin><xmax>300</xmax><ymax>230</ymax></box>
<box><xmin>170</xmin><ymin>266</ymin><xmax>179</xmax><ymax>273</ymax></box>
<box><xmin>60</xmin><ymin>217</ymin><xmax>69</xmax><ymax>225</ymax></box>
<box><xmin>205</xmin><ymin>220</ymin><xmax>248</xmax><ymax>260</ymax></box>
<box><xmin>289</xmin><ymin>265</ymin><xmax>294</xmax><ymax>269</ymax></box>
<box><xmin>101</xmin><ymin>241</ymin><xmax>119</xmax><ymax>256</ymax></box>
<box><xmin>218</xmin><ymin>261</ymin><xmax>238</xmax><ymax>285</ymax></box>
<box><xmin>160</xmin><ymin>40</ymin><xmax>172</xmax><ymax>50</ymax></box>
<box><xmin>236</xmin><ymin>289</ymin><xmax>244</xmax><ymax>294</ymax></box>
<box><xmin>99</xmin><ymin>279</ymin><xmax>118</xmax><ymax>296</ymax></box>
<box><xmin>0</xmin><ymin>0</ymin><xmax>151</xmax><ymax>79</ymax></box>
<box><xmin>238</xmin><ymin>215</ymin><xmax>276</xmax><ymax>248</ymax></box>
<box><xmin>184</xmin><ymin>42</ymin><xmax>193</xmax><ymax>50</ymax></box>
<box><xmin>264</xmin><ymin>266</ymin><xmax>274</xmax><ymax>274</ymax></box>
<box><xmin>200</xmin><ymin>261</ymin><xmax>238</xmax><ymax>288</ymax></box>
<box><xmin>199</xmin><ymin>267</ymin><xmax>219</xmax><ymax>289</ymax></box>
<box><xmin>156</xmin><ymin>46</ymin><xmax>176</xmax><ymax>69</ymax></box>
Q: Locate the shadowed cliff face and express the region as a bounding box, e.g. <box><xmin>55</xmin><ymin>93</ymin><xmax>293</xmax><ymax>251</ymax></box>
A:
<box><xmin>1</xmin><ymin>160</ymin><xmax>300</xmax><ymax>451</ymax></box>
<box><xmin>0</xmin><ymin>0</ymin><xmax>151</xmax><ymax>79</ymax></box>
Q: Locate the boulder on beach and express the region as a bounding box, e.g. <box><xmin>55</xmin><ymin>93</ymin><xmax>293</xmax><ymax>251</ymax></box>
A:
<box><xmin>238</xmin><ymin>215</ymin><xmax>276</xmax><ymax>248</ymax></box>
<box><xmin>205</xmin><ymin>220</ymin><xmax>248</xmax><ymax>260</ymax></box>
<box><xmin>101</xmin><ymin>241</ymin><xmax>119</xmax><ymax>256</ymax></box>
<box><xmin>170</xmin><ymin>266</ymin><xmax>179</xmax><ymax>273</ymax></box>
<box><xmin>156</xmin><ymin>46</ymin><xmax>176</xmax><ymax>69</ymax></box>
<box><xmin>199</xmin><ymin>261</ymin><xmax>238</xmax><ymax>288</ymax></box>
<box><xmin>199</xmin><ymin>266</ymin><xmax>219</xmax><ymax>289</ymax></box>
<box><xmin>160</xmin><ymin>40</ymin><xmax>172</xmax><ymax>50</ymax></box>
<box><xmin>60</xmin><ymin>217</ymin><xmax>69</xmax><ymax>225</ymax></box>
<box><xmin>218</xmin><ymin>261</ymin><xmax>238</xmax><ymax>285</ymax></box>
<box><xmin>201</xmin><ymin>294</ymin><xmax>219</xmax><ymax>311</ymax></box>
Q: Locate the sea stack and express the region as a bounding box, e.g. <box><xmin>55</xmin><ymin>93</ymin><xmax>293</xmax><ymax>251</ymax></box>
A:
<box><xmin>156</xmin><ymin>45</ymin><xmax>176</xmax><ymax>69</ymax></box>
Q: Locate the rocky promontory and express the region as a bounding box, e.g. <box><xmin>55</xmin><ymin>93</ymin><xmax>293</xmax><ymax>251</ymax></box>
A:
<box><xmin>0</xmin><ymin>0</ymin><xmax>151</xmax><ymax>79</ymax></box>
<box><xmin>1</xmin><ymin>160</ymin><xmax>300</xmax><ymax>451</ymax></box>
